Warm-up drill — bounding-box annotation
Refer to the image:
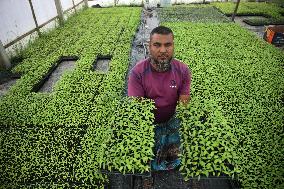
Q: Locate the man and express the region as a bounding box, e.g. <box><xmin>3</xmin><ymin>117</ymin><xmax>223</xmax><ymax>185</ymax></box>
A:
<box><xmin>128</xmin><ymin>26</ymin><xmax>191</xmax><ymax>187</ymax></box>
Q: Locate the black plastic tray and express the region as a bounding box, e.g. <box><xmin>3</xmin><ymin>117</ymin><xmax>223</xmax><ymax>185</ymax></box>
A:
<box><xmin>32</xmin><ymin>56</ymin><xmax>79</xmax><ymax>92</ymax></box>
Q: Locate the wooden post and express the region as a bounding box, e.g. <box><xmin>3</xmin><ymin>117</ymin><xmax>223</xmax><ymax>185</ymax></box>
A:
<box><xmin>232</xmin><ymin>0</ymin><xmax>241</xmax><ymax>22</ymax></box>
<box><xmin>83</xmin><ymin>0</ymin><xmax>88</xmax><ymax>8</ymax></box>
<box><xmin>114</xmin><ymin>0</ymin><xmax>119</xmax><ymax>6</ymax></box>
<box><xmin>72</xmin><ymin>0</ymin><xmax>77</xmax><ymax>13</ymax></box>
<box><xmin>28</xmin><ymin>0</ymin><xmax>41</xmax><ymax>36</ymax></box>
<box><xmin>54</xmin><ymin>0</ymin><xmax>64</xmax><ymax>26</ymax></box>
<box><xmin>0</xmin><ymin>40</ymin><xmax>11</xmax><ymax>70</ymax></box>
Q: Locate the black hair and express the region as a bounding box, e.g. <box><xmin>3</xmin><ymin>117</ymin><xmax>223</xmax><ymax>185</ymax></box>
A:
<box><xmin>150</xmin><ymin>26</ymin><xmax>174</xmax><ymax>38</ymax></box>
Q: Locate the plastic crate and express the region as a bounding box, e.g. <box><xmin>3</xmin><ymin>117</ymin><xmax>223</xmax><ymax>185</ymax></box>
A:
<box><xmin>264</xmin><ymin>25</ymin><xmax>284</xmax><ymax>46</ymax></box>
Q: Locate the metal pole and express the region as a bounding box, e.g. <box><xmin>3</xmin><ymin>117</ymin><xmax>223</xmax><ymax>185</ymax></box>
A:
<box><xmin>0</xmin><ymin>40</ymin><xmax>11</xmax><ymax>70</ymax></box>
<box><xmin>54</xmin><ymin>0</ymin><xmax>64</xmax><ymax>26</ymax></box>
<box><xmin>231</xmin><ymin>0</ymin><xmax>241</xmax><ymax>22</ymax></box>
<box><xmin>28</xmin><ymin>0</ymin><xmax>41</xmax><ymax>36</ymax></box>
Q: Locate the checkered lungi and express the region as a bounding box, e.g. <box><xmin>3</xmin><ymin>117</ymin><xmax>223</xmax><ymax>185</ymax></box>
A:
<box><xmin>151</xmin><ymin>115</ymin><xmax>181</xmax><ymax>171</ymax></box>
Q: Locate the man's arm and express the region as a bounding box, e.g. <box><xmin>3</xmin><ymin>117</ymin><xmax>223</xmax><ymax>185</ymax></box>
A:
<box><xmin>178</xmin><ymin>66</ymin><xmax>191</xmax><ymax>105</ymax></box>
<box><xmin>179</xmin><ymin>95</ymin><xmax>190</xmax><ymax>105</ymax></box>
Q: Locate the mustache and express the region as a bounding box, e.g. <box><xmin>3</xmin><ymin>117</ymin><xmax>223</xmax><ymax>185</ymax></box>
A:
<box><xmin>158</xmin><ymin>53</ymin><xmax>168</xmax><ymax>56</ymax></box>
<box><xmin>153</xmin><ymin>57</ymin><xmax>173</xmax><ymax>64</ymax></box>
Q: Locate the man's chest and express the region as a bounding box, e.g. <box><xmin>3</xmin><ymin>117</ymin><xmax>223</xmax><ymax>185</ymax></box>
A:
<box><xmin>142</xmin><ymin>72</ymin><xmax>182</xmax><ymax>102</ymax></box>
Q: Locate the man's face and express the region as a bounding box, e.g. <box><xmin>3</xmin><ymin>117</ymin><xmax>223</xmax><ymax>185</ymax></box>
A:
<box><xmin>149</xmin><ymin>33</ymin><xmax>174</xmax><ymax>72</ymax></box>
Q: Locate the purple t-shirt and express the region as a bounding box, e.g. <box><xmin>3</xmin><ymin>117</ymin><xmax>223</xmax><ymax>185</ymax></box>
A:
<box><xmin>128</xmin><ymin>58</ymin><xmax>191</xmax><ymax>123</ymax></box>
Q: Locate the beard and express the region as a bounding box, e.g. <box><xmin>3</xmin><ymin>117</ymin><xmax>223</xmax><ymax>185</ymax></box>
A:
<box><xmin>150</xmin><ymin>56</ymin><xmax>173</xmax><ymax>72</ymax></box>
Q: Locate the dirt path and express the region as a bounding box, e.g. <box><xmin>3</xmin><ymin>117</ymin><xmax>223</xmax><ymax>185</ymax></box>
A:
<box><xmin>0</xmin><ymin>78</ymin><xmax>18</xmax><ymax>96</ymax></box>
<box><xmin>123</xmin><ymin>8</ymin><xmax>159</xmax><ymax>96</ymax></box>
<box><xmin>233</xmin><ymin>16</ymin><xmax>266</xmax><ymax>39</ymax></box>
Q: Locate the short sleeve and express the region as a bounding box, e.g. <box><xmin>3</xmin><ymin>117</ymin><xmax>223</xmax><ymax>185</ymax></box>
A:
<box><xmin>179</xmin><ymin>66</ymin><xmax>191</xmax><ymax>96</ymax></box>
<box><xmin>127</xmin><ymin>69</ymin><xmax>145</xmax><ymax>97</ymax></box>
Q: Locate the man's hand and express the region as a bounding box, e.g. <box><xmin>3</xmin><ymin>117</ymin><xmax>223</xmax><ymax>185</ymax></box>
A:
<box><xmin>179</xmin><ymin>95</ymin><xmax>190</xmax><ymax>105</ymax></box>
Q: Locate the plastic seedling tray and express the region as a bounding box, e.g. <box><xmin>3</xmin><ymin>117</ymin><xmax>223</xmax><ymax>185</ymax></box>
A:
<box><xmin>100</xmin><ymin>162</ymin><xmax>152</xmax><ymax>177</ymax></box>
<box><xmin>32</xmin><ymin>56</ymin><xmax>79</xmax><ymax>92</ymax></box>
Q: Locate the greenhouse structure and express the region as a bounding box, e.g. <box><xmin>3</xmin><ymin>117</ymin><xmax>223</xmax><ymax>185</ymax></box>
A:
<box><xmin>0</xmin><ymin>0</ymin><xmax>283</xmax><ymax>188</ymax></box>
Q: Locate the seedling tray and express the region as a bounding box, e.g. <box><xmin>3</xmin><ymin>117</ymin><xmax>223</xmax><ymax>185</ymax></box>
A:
<box><xmin>100</xmin><ymin>163</ymin><xmax>152</xmax><ymax>177</ymax></box>
<box><xmin>100</xmin><ymin>170</ymin><xmax>151</xmax><ymax>177</ymax></box>
<box><xmin>152</xmin><ymin>169</ymin><xmax>242</xmax><ymax>189</ymax></box>
<box><xmin>223</xmin><ymin>12</ymin><xmax>271</xmax><ymax>18</ymax></box>
<box><xmin>0</xmin><ymin>181</ymin><xmax>107</xmax><ymax>188</ymax></box>
<box><xmin>0</xmin><ymin>71</ymin><xmax>21</xmax><ymax>85</ymax></box>
<box><xmin>32</xmin><ymin>56</ymin><xmax>79</xmax><ymax>92</ymax></box>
